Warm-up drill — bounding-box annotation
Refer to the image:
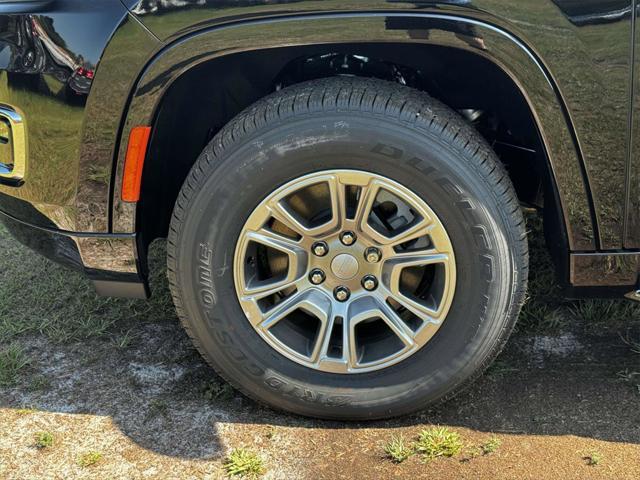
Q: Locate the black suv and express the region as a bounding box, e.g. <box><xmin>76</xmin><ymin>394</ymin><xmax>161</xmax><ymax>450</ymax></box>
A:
<box><xmin>0</xmin><ymin>0</ymin><xmax>638</xmax><ymax>420</ymax></box>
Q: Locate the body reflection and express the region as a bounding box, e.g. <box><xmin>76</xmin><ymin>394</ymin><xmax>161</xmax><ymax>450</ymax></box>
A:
<box><xmin>0</xmin><ymin>15</ymin><xmax>94</xmax><ymax>101</ymax></box>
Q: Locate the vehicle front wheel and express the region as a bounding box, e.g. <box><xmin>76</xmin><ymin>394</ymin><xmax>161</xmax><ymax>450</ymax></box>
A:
<box><xmin>167</xmin><ymin>77</ymin><xmax>528</xmax><ymax>420</ymax></box>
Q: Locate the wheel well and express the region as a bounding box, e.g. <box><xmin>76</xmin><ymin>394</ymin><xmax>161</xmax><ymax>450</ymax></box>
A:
<box><xmin>138</xmin><ymin>42</ymin><xmax>560</xmax><ymax>250</ymax></box>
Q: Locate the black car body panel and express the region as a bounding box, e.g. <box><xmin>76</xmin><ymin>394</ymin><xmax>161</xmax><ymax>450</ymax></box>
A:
<box><xmin>0</xmin><ymin>0</ymin><xmax>639</xmax><ymax>297</ymax></box>
<box><xmin>114</xmin><ymin>10</ymin><xmax>595</xmax><ymax>246</ymax></box>
<box><xmin>0</xmin><ymin>0</ymin><xmax>158</xmax><ymax>293</ymax></box>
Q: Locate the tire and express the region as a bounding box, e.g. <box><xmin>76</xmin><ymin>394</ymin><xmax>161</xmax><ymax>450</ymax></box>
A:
<box><xmin>167</xmin><ymin>77</ymin><xmax>528</xmax><ymax>420</ymax></box>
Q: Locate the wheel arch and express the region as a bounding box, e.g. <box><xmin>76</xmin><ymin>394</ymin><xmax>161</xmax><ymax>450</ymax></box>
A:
<box><xmin>110</xmin><ymin>12</ymin><xmax>595</xmax><ymax>286</ymax></box>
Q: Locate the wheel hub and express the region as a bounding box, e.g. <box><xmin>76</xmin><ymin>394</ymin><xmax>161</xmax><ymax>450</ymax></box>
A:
<box><xmin>234</xmin><ymin>169</ymin><xmax>456</xmax><ymax>373</ymax></box>
<box><xmin>330</xmin><ymin>253</ymin><xmax>359</xmax><ymax>280</ymax></box>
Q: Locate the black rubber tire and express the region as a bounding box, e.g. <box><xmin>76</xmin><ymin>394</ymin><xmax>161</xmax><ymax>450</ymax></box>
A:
<box><xmin>167</xmin><ymin>77</ymin><xmax>528</xmax><ymax>420</ymax></box>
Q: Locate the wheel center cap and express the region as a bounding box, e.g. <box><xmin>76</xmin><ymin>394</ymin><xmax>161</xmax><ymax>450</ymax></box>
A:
<box><xmin>331</xmin><ymin>253</ymin><xmax>359</xmax><ymax>280</ymax></box>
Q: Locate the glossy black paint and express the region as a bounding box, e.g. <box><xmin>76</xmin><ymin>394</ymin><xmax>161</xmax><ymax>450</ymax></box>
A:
<box><xmin>0</xmin><ymin>0</ymin><xmax>639</xmax><ymax>296</ymax></box>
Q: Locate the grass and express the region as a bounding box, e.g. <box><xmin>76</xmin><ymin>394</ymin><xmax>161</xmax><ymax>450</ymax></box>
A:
<box><xmin>383</xmin><ymin>430</ymin><xmax>497</xmax><ymax>464</ymax></box>
<box><xmin>383</xmin><ymin>435</ymin><xmax>413</xmax><ymax>463</ymax></box>
<box><xmin>145</xmin><ymin>399</ymin><xmax>170</xmax><ymax>422</ymax></box>
<box><xmin>77</xmin><ymin>451</ymin><xmax>103</xmax><ymax>468</ymax></box>
<box><xmin>223</xmin><ymin>448</ymin><xmax>265</xmax><ymax>478</ymax></box>
<box><xmin>616</xmin><ymin>369</ymin><xmax>640</xmax><ymax>397</ymax></box>
<box><xmin>414</xmin><ymin>427</ymin><xmax>463</xmax><ymax>461</ymax></box>
<box><xmin>480</xmin><ymin>436</ymin><xmax>501</xmax><ymax>455</ymax></box>
<box><xmin>569</xmin><ymin>300</ymin><xmax>640</xmax><ymax>328</ymax></box>
<box><xmin>15</xmin><ymin>406</ymin><xmax>38</xmax><ymax>416</ymax></box>
<box><xmin>616</xmin><ymin>369</ymin><xmax>640</xmax><ymax>381</ymax></box>
<box><xmin>522</xmin><ymin>305</ymin><xmax>568</xmax><ymax>332</ymax></box>
<box><xmin>0</xmin><ymin>223</ymin><xmax>173</xmax><ymax>345</ymax></box>
<box><xmin>27</xmin><ymin>374</ymin><xmax>51</xmax><ymax>392</ymax></box>
<box><xmin>0</xmin><ymin>344</ymin><xmax>30</xmax><ymax>386</ymax></box>
<box><xmin>584</xmin><ymin>451</ymin><xmax>603</xmax><ymax>466</ymax></box>
<box><xmin>461</xmin><ymin>436</ymin><xmax>503</xmax><ymax>461</ymax></box>
<box><xmin>87</xmin><ymin>164</ymin><xmax>111</xmax><ymax>185</ymax></box>
<box><xmin>517</xmin><ymin>215</ymin><xmax>568</xmax><ymax>333</ymax></box>
<box><xmin>517</xmin><ymin>213</ymin><xmax>640</xmax><ymax>334</ymax></box>
<box><xmin>111</xmin><ymin>329</ymin><xmax>138</xmax><ymax>349</ymax></box>
<box><xmin>203</xmin><ymin>380</ymin><xmax>235</xmax><ymax>402</ymax></box>
<box><xmin>620</xmin><ymin>331</ymin><xmax>640</xmax><ymax>355</ymax></box>
<box><xmin>34</xmin><ymin>431</ymin><xmax>54</xmax><ymax>449</ymax></box>
<box><xmin>486</xmin><ymin>359</ymin><xmax>519</xmax><ymax>377</ymax></box>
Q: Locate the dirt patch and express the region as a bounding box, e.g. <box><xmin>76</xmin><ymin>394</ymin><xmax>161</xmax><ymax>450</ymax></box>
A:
<box><xmin>1</xmin><ymin>318</ymin><xmax>639</xmax><ymax>479</ymax></box>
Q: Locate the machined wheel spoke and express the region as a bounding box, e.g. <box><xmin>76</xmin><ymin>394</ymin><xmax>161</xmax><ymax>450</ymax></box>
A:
<box><xmin>242</xmin><ymin>277</ymin><xmax>299</xmax><ymax>300</ymax></box>
<box><xmin>245</xmin><ymin>228</ymin><xmax>304</xmax><ymax>257</ymax></box>
<box><xmin>423</xmin><ymin>223</ymin><xmax>453</xmax><ymax>253</ymax></box>
<box><xmin>354</xmin><ymin>182</ymin><xmax>380</xmax><ymax>228</ymax></box>
<box><xmin>258</xmin><ymin>289</ymin><xmax>331</xmax><ymax>332</ymax></box>
<box><xmin>377</xmin><ymin>299</ymin><xmax>416</xmax><ymax>347</ymax></box>
<box><xmin>347</xmin><ymin>297</ymin><xmax>415</xmax><ymax>366</ymax></box>
<box><xmin>309</xmin><ymin>317</ymin><xmax>333</xmax><ymax>364</ymax></box>
<box><xmin>267</xmin><ymin>199</ymin><xmax>311</xmax><ymax>238</ymax></box>
<box><xmin>383</xmin><ymin>251</ymin><xmax>449</xmax><ymax>321</ymax></box>
<box><xmin>257</xmin><ymin>290</ymin><xmax>306</xmax><ymax>329</ymax></box>
<box><xmin>327</xmin><ymin>176</ymin><xmax>348</xmax><ymax>231</ymax></box>
<box><xmin>376</xmin><ymin>216</ymin><xmax>433</xmax><ymax>247</ymax></box>
<box><xmin>268</xmin><ymin>178</ymin><xmax>343</xmax><ymax>238</ymax></box>
<box><xmin>241</xmin><ymin>228</ymin><xmax>307</xmax><ymax>298</ymax></box>
<box><xmin>386</xmin><ymin>250</ymin><xmax>450</xmax><ymax>266</ymax></box>
<box><xmin>386</xmin><ymin>288</ymin><xmax>440</xmax><ymax>323</ymax></box>
<box><xmin>388</xmin><ymin>218</ymin><xmax>433</xmax><ymax>247</ymax></box>
<box><xmin>311</xmin><ymin>303</ymin><xmax>352</xmax><ymax>370</ymax></box>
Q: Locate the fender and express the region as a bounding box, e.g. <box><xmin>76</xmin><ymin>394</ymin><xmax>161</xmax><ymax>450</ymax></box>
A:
<box><xmin>108</xmin><ymin>11</ymin><xmax>596</xmax><ymax>255</ymax></box>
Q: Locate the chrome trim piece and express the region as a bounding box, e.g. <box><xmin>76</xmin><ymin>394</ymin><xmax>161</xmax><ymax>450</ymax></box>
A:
<box><xmin>624</xmin><ymin>290</ymin><xmax>640</xmax><ymax>302</ymax></box>
<box><xmin>0</xmin><ymin>104</ymin><xmax>27</xmax><ymax>184</ymax></box>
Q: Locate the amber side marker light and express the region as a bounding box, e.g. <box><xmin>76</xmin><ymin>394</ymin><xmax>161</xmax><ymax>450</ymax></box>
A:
<box><xmin>121</xmin><ymin>126</ymin><xmax>151</xmax><ymax>202</ymax></box>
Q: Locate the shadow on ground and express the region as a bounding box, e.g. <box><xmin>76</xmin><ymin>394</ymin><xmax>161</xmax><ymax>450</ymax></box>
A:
<box><xmin>0</xmin><ymin>223</ymin><xmax>639</xmax><ymax>465</ymax></box>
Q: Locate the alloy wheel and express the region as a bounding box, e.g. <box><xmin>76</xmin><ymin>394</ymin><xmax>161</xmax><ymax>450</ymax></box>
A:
<box><xmin>234</xmin><ymin>170</ymin><xmax>456</xmax><ymax>373</ymax></box>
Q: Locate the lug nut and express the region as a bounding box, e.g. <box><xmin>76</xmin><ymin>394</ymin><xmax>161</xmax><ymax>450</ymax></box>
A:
<box><xmin>340</xmin><ymin>231</ymin><xmax>357</xmax><ymax>246</ymax></box>
<box><xmin>365</xmin><ymin>247</ymin><xmax>382</xmax><ymax>263</ymax></box>
<box><xmin>312</xmin><ymin>241</ymin><xmax>328</xmax><ymax>257</ymax></box>
<box><xmin>334</xmin><ymin>286</ymin><xmax>350</xmax><ymax>302</ymax></box>
<box><xmin>309</xmin><ymin>269</ymin><xmax>326</xmax><ymax>285</ymax></box>
<box><xmin>362</xmin><ymin>275</ymin><xmax>378</xmax><ymax>291</ymax></box>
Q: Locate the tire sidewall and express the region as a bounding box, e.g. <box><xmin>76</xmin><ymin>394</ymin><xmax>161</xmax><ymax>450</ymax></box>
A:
<box><xmin>173</xmin><ymin>114</ymin><xmax>517</xmax><ymax>419</ymax></box>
